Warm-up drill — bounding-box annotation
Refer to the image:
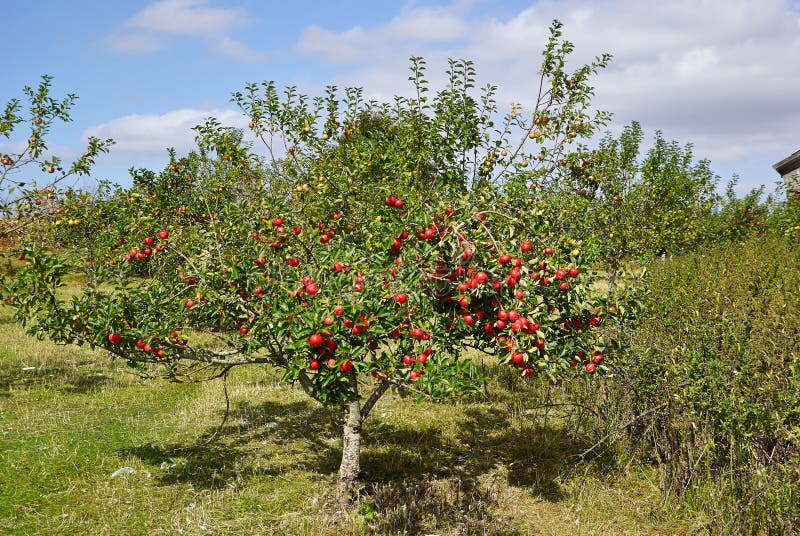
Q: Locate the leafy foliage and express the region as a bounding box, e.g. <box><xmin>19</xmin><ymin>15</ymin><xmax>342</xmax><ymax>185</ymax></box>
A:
<box><xmin>582</xmin><ymin>122</ymin><xmax>718</xmax><ymax>268</ymax></box>
<box><xmin>615</xmin><ymin>234</ymin><xmax>800</xmax><ymax>533</ymax></box>
<box><xmin>9</xmin><ymin>21</ymin><xmax>617</xmax><ymax>402</ymax></box>
<box><xmin>0</xmin><ymin>75</ymin><xmax>113</xmax><ymax>239</ymax></box>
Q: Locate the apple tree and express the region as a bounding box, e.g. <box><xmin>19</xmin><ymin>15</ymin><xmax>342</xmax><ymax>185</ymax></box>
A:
<box><xmin>0</xmin><ymin>75</ymin><xmax>113</xmax><ymax>242</ymax></box>
<box><xmin>7</xmin><ymin>21</ymin><xmax>621</xmax><ymax>504</ymax></box>
<box><xmin>565</xmin><ymin>121</ymin><xmax>718</xmax><ymax>292</ymax></box>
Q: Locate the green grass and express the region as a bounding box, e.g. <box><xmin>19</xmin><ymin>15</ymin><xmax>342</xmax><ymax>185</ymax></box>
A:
<box><xmin>1</xmin><ymin>295</ymin><xmax>702</xmax><ymax>535</ymax></box>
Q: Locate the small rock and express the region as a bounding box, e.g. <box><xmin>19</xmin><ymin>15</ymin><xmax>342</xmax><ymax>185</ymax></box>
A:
<box><xmin>110</xmin><ymin>467</ymin><xmax>136</xmax><ymax>478</ymax></box>
<box><xmin>266</xmin><ymin>421</ymin><xmax>278</xmax><ymax>429</ymax></box>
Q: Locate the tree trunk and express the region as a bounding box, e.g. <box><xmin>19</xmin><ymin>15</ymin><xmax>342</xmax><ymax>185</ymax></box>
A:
<box><xmin>607</xmin><ymin>240</ymin><xmax>627</xmax><ymax>295</ymax></box>
<box><xmin>607</xmin><ymin>259</ymin><xmax>618</xmax><ymax>295</ymax></box>
<box><xmin>335</xmin><ymin>380</ymin><xmax>390</xmax><ymax>506</ymax></box>
<box><xmin>337</xmin><ymin>396</ymin><xmax>362</xmax><ymax>506</ymax></box>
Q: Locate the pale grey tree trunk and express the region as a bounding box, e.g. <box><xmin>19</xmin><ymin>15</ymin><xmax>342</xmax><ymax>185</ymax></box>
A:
<box><xmin>607</xmin><ymin>239</ymin><xmax>627</xmax><ymax>295</ymax></box>
<box><xmin>335</xmin><ymin>379</ymin><xmax>391</xmax><ymax>506</ymax></box>
<box><xmin>337</xmin><ymin>397</ymin><xmax>362</xmax><ymax>505</ymax></box>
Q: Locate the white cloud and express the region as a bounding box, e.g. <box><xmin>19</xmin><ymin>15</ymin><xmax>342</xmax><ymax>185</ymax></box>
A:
<box><xmin>82</xmin><ymin>108</ymin><xmax>247</xmax><ymax>157</ymax></box>
<box><xmin>106</xmin><ymin>33</ymin><xmax>167</xmax><ymax>54</ymax></box>
<box><xmin>106</xmin><ymin>0</ymin><xmax>263</xmax><ymax>62</ymax></box>
<box><xmin>674</xmin><ymin>48</ymin><xmax>720</xmax><ymax>79</ymax></box>
<box><xmin>128</xmin><ymin>0</ymin><xmax>245</xmax><ymax>36</ymax></box>
<box><xmin>297</xmin><ymin>2</ymin><xmax>472</xmax><ymax>65</ymax></box>
<box><xmin>294</xmin><ymin>0</ymin><xmax>800</xmax><ymax>190</ymax></box>
<box><xmin>216</xmin><ymin>36</ymin><xmax>268</xmax><ymax>62</ymax></box>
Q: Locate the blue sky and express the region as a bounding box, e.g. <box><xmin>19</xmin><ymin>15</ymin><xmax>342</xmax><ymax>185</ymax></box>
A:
<box><xmin>2</xmin><ymin>0</ymin><xmax>799</xmax><ymax>195</ymax></box>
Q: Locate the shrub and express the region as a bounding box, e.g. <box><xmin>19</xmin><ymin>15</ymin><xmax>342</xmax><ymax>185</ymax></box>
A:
<box><xmin>616</xmin><ymin>234</ymin><xmax>800</xmax><ymax>533</ymax></box>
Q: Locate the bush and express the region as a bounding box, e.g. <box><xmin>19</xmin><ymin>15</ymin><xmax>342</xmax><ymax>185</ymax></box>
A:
<box><xmin>615</xmin><ymin>234</ymin><xmax>800</xmax><ymax>533</ymax></box>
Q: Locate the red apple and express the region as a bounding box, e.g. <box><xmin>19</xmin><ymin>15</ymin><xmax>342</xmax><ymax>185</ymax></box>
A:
<box><xmin>308</xmin><ymin>333</ymin><xmax>324</xmax><ymax>346</ymax></box>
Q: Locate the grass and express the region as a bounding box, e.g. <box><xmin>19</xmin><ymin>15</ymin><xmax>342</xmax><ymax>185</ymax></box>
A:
<box><xmin>1</xmin><ymin>286</ymin><xmax>704</xmax><ymax>535</ymax></box>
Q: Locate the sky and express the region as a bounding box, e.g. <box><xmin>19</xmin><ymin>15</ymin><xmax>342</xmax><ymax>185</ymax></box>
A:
<box><xmin>1</xmin><ymin>0</ymin><xmax>799</xmax><ymax>196</ymax></box>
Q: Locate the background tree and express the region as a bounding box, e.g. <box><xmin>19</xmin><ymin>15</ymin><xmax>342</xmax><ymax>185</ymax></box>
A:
<box><xmin>573</xmin><ymin>121</ymin><xmax>718</xmax><ymax>292</ymax></box>
<box><xmin>0</xmin><ymin>75</ymin><xmax>113</xmax><ymax>241</ymax></box>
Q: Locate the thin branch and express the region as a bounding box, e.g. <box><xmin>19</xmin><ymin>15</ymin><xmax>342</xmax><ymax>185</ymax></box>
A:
<box><xmin>382</xmin><ymin>375</ymin><xmax>434</xmax><ymax>400</ymax></box>
<box><xmin>575</xmin><ymin>401</ymin><xmax>669</xmax><ymax>460</ymax></box>
<box><xmin>168</xmin><ymin>368</ymin><xmax>232</xmax><ymax>452</ymax></box>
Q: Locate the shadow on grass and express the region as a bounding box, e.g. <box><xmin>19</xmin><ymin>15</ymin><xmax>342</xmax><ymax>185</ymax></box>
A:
<box><xmin>123</xmin><ymin>391</ymin><xmax>603</xmax><ymax>535</ymax></box>
<box><xmin>354</xmin><ymin>403</ymin><xmax>596</xmax><ymax>534</ymax></box>
<box><xmin>0</xmin><ymin>365</ymin><xmax>117</xmax><ymax>394</ymax></box>
<box><xmin>361</xmin><ymin>404</ymin><xmax>593</xmax><ymax>502</ymax></box>
<box><xmin>124</xmin><ymin>398</ymin><xmax>342</xmax><ymax>490</ymax></box>
<box><xmin>458</xmin><ymin>405</ymin><xmax>594</xmax><ymax>501</ymax></box>
<box><xmin>363</xmin><ymin>476</ymin><xmax>526</xmax><ymax>536</ymax></box>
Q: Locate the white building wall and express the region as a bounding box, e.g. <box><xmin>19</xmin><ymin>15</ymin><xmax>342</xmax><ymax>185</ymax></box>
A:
<box><xmin>783</xmin><ymin>168</ymin><xmax>800</xmax><ymax>192</ymax></box>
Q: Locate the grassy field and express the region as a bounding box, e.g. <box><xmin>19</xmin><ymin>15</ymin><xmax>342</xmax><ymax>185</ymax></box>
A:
<box><xmin>1</xmin><ymin>291</ymin><xmax>704</xmax><ymax>535</ymax></box>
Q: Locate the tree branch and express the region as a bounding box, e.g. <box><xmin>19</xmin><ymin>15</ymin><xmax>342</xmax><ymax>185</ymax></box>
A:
<box><xmin>360</xmin><ymin>379</ymin><xmax>391</xmax><ymax>420</ymax></box>
<box><xmin>295</xmin><ymin>370</ymin><xmax>324</xmax><ymax>405</ymax></box>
